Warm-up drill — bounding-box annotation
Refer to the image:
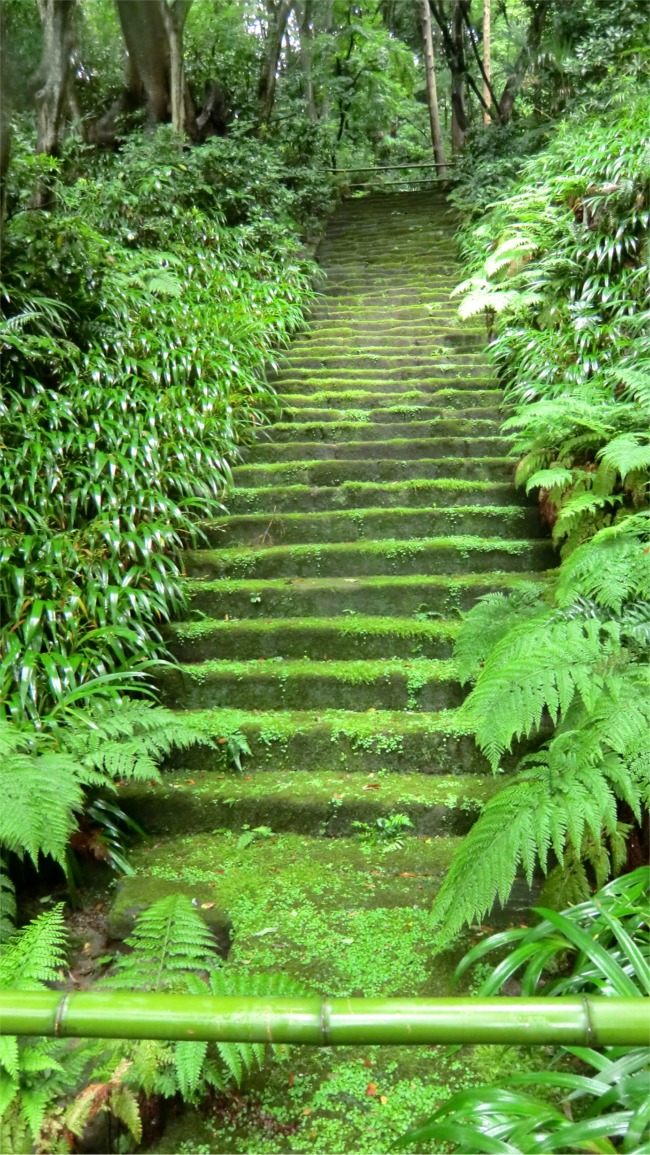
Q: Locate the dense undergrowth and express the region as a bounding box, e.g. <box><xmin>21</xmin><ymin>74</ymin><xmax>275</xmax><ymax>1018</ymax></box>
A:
<box><xmin>431</xmin><ymin>80</ymin><xmax>650</xmax><ymax>945</ymax></box>
<box><xmin>1</xmin><ymin>129</ymin><xmax>332</xmax><ymax>883</ymax></box>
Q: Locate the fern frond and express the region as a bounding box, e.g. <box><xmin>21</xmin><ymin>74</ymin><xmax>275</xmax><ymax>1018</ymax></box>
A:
<box><xmin>0</xmin><ymin>860</ymin><xmax>16</xmax><ymax>942</ymax></box>
<box><xmin>105</xmin><ymin>895</ymin><xmax>218</xmax><ymax>991</ymax></box>
<box><xmin>65</xmin><ymin>701</ymin><xmax>204</xmax><ymax>783</ymax></box>
<box><xmin>453</xmin><ymin>584</ymin><xmax>546</xmax><ymax>684</ymax></box>
<box><xmin>484</xmin><ymin>235</ymin><xmax>537</xmax><ymax>277</ymax></box>
<box><xmin>432</xmin><ymin>669</ymin><xmax>650</xmax><ymax>946</ymax></box>
<box><xmin>0</xmin><ymin>750</ymin><xmax>85</xmax><ymax>867</ymax></box>
<box><xmin>0</xmin><ymin>905</ymin><xmax>68</xmax><ymax>990</ymax></box>
<box><xmin>556</xmin><ymin>511</ymin><xmax>650</xmax><ymax>611</ymax></box>
<box><xmin>459</xmin><ymin>615</ymin><xmax>624</xmax><ymax>769</ymax></box>
<box><xmin>524</xmin><ymin>467</ymin><xmax>573</xmax><ymax>494</ymax></box>
<box><xmin>173</xmin><ymin>1041</ymin><xmax>209</xmax><ymax>1099</ymax></box>
<box><xmin>597</xmin><ymin>434</ymin><xmax>650</xmax><ymax>481</ymax></box>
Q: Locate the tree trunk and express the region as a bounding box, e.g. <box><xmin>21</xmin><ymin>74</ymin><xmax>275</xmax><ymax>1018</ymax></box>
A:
<box><xmin>498</xmin><ymin>0</ymin><xmax>549</xmax><ymax>123</ymax></box>
<box><xmin>450</xmin><ymin>1</ymin><xmax>466</xmax><ymax>153</ymax></box>
<box><xmin>34</xmin><ymin>0</ymin><xmax>76</xmax><ymax>156</ymax></box>
<box><xmin>296</xmin><ymin>0</ymin><xmax>317</xmax><ymax>122</ymax></box>
<box><xmin>482</xmin><ymin>0</ymin><xmax>491</xmax><ymax>123</ymax></box>
<box><xmin>115</xmin><ymin>0</ymin><xmax>170</xmax><ymax>124</ymax></box>
<box><xmin>158</xmin><ymin>0</ymin><xmax>194</xmax><ymax>136</ymax></box>
<box><xmin>421</xmin><ymin>0</ymin><xmax>446</xmax><ymax>177</ymax></box>
<box><xmin>258</xmin><ymin>0</ymin><xmax>293</xmax><ymax>127</ymax></box>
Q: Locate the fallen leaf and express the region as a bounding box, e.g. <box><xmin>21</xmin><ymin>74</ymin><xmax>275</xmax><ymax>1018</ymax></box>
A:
<box><xmin>366</xmin><ymin>1082</ymin><xmax>378</xmax><ymax>1097</ymax></box>
<box><xmin>363</xmin><ymin>783</ymin><xmax>381</xmax><ymax>790</ymax></box>
<box><xmin>399</xmin><ymin>872</ymin><xmax>418</xmax><ymax>877</ymax></box>
<box><xmin>362</xmin><ymin>1058</ymin><xmax>372</xmax><ymax>1068</ymax></box>
<box><xmin>200</xmin><ymin>902</ymin><xmax>215</xmax><ymax>909</ymax></box>
<box><xmin>288</xmin><ymin>1072</ymin><xmax>295</xmax><ymax>1087</ymax></box>
<box><xmin>379</xmin><ymin>1095</ymin><xmax>389</xmax><ymax>1105</ymax></box>
<box><xmin>302</xmin><ymin>1107</ymin><xmax>312</xmax><ymax>1116</ymax></box>
<box><xmin>187</xmin><ymin>779</ymin><xmax>195</xmax><ymax>785</ymax></box>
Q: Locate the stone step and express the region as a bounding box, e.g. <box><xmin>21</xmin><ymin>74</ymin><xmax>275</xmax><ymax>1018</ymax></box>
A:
<box><xmin>279</xmin><ymin>353</ymin><xmax>490</xmax><ymax>373</ymax></box>
<box><xmin>274</xmin><ymin>376</ymin><xmax>498</xmax><ymax>395</ymax></box>
<box><xmin>107</xmin><ymin>829</ymin><xmax>467</xmax><ymax>956</ymax></box>
<box><xmin>158</xmin><ymin>656</ymin><xmax>463</xmax><ymax>712</ymax></box>
<box><xmin>272</xmin><ymin>368</ymin><xmax>496</xmax><ymax>387</ymax></box>
<box><xmin>167</xmin><ymin>615</ymin><xmax>459</xmax><ymax>662</ymax></box>
<box><xmin>117</xmin><ymin>768</ymin><xmax>496</xmax><ymax>839</ymax></box>
<box><xmin>185</xmin><ymin>536</ymin><xmax>553</xmax><ymax>581</ymax></box>
<box><xmin>202</xmin><ymin>505</ymin><xmax>541</xmax><ymax>548</ymax></box>
<box><xmin>159</xmin><ymin>707</ymin><xmax>493</xmax><ymax>775</ymax></box>
<box><xmin>226</xmin><ymin>478</ymin><xmax>529</xmax><ymax>514</ymax></box>
<box><xmin>185</xmin><ymin>571</ymin><xmax>545</xmax><ymax>621</ymax></box>
<box><xmin>269</xmin><ymin>418</ymin><xmax>500</xmax><ymax>442</ymax></box>
<box><xmin>231</xmin><ymin>456</ymin><xmax>515</xmax><ymax>487</ymax></box>
<box><xmin>287</xmin><ymin>333</ymin><xmax>484</xmax><ymax>353</ymax></box>
<box><xmin>299</xmin><ymin>322</ymin><xmax>479</xmax><ymax>341</ymax></box>
<box><xmin>279</xmin><ymin>388</ymin><xmax>501</xmax><ymax>409</ymax></box>
<box><xmin>243</xmin><ymin>436</ymin><xmax>511</xmax><ymax>464</ymax></box>
<box><xmin>280</xmin><ymin>404</ymin><xmax>502</xmax><ymax>423</ymax></box>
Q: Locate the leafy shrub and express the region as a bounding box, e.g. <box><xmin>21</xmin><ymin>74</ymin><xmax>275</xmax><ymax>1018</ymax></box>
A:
<box><xmin>404</xmin><ymin>869</ymin><xmax>650</xmax><ymax>1154</ymax></box>
<box><xmin>432</xmin><ymin>81</ymin><xmax>650</xmax><ymax>944</ymax></box>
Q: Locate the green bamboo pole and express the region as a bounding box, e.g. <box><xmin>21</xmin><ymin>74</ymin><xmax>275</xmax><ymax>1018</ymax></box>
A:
<box><xmin>1</xmin><ymin>993</ymin><xmax>648</xmax><ymax>1047</ymax></box>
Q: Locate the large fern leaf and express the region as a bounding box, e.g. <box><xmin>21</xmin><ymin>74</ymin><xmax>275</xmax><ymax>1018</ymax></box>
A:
<box><xmin>105</xmin><ymin>894</ymin><xmax>218</xmax><ymax>991</ymax></box>
<box><xmin>0</xmin><ymin>905</ymin><xmax>68</xmax><ymax>990</ymax></box>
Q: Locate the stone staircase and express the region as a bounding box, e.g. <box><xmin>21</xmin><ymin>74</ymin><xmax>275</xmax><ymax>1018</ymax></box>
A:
<box><xmin>111</xmin><ymin>192</ymin><xmax>551</xmax><ymax>1081</ymax></box>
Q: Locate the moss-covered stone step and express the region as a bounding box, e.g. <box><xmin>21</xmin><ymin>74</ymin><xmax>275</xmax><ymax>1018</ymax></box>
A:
<box><xmin>299</xmin><ymin>318</ymin><xmax>475</xmax><ymax>337</ymax></box>
<box><xmin>202</xmin><ymin>505</ymin><xmax>540</xmax><ymax>548</ymax></box>
<box><xmin>269</xmin><ymin>418</ymin><xmax>500</xmax><ymax>442</ymax></box>
<box><xmin>226</xmin><ymin>479</ymin><xmax>529</xmax><ymax>515</ymax></box>
<box><xmin>107</xmin><ymin>829</ymin><xmax>466</xmax><ymax>950</ymax></box>
<box><xmin>244</xmin><ymin>436</ymin><xmax>510</xmax><ymax>465</ymax></box>
<box><xmin>185</xmin><ymin>536</ymin><xmax>552</xmax><ymax>582</ymax></box>
<box><xmin>167</xmin><ymin>615</ymin><xmax>458</xmax><ymax>662</ymax></box>
<box><xmin>231</xmin><ymin>456</ymin><xmax>515</xmax><ymax>488</ymax></box>
<box><xmin>279</xmin><ymin>388</ymin><xmax>502</xmax><ymax>410</ymax></box>
<box><xmin>278</xmin><ymin>353</ymin><xmax>492</xmax><ymax>374</ymax></box>
<box><xmin>274</xmin><ymin>375</ymin><xmax>498</xmax><ymax>395</ymax></box>
<box><xmin>159</xmin><ymin>706</ymin><xmax>493</xmax><ymax>775</ymax></box>
<box><xmin>117</xmin><ymin>768</ymin><xmax>496</xmax><ymax>841</ymax></box>
<box><xmin>158</xmin><ymin>656</ymin><xmax>463</xmax><ymax>712</ymax></box>
<box><xmin>279</xmin><ymin>404</ymin><xmax>502</xmax><ymax>424</ymax></box>
<box><xmin>272</xmin><ymin>368</ymin><xmax>496</xmax><ymax>388</ymax></box>
<box><xmin>186</xmin><ymin>571</ymin><xmax>545</xmax><ymax>620</ymax></box>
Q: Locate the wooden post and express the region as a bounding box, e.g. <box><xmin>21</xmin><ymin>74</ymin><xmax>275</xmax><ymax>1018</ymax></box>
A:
<box><xmin>421</xmin><ymin>0</ymin><xmax>446</xmax><ymax>177</ymax></box>
<box><xmin>483</xmin><ymin>0</ymin><xmax>491</xmax><ymax>123</ymax></box>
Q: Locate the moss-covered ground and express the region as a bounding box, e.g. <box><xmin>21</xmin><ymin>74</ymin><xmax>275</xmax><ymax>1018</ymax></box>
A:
<box><xmin>103</xmin><ymin>190</ymin><xmax>552</xmax><ymax>1153</ymax></box>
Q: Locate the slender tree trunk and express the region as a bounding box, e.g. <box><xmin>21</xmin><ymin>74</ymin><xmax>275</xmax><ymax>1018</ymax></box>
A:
<box><xmin>258</xmin><ymin>1</ymin><xmax>293</xmax><ymax>127</ymax></box>
<box><xmin>482</xmin><ymin>0</ymin><xmax>491</xmax><ymax>123</ymax></box>
<box><xmin>296</xmin><ymin>0</ymin><xmax>317</xmax><ymax>121</ymax></box>
<box><xmin>115</xmin><ymin>0</ymin><xmax>170</xmax><ymax>123</ymax></box>
<box><xmin>421</xmin><ymin>0</ymin><xmax>446</xmax><ymax>176</ymax></box>
<box><xmin>158</xmin><ymin>0</ymin><xmax>193</xmax><ymax>135</ymax></box>
<box><xmin>450</xmin><ymin>2</ymin><xmax>466</xmax><ymax>154</ymax></box>
<box><xmin>34</xmin><ymin>0</ymin><xmax>76</xmax><ymax>156</ymax></box>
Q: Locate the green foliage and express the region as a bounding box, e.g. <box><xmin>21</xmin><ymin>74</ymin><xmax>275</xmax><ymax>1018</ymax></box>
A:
<box><xmin>106</xmin><ymin>894</ymin><xmax>217</xmax><ymax>992</ymax></box>
<box><xmin>405</xmin><ymin>870</ymin><xmax>650</xmax><ymax>1154</ymax></box>
<box><xmin>0</xmin><ymin>696</ymin><xmax>202</xmax><ymax>881</ymax></box>
<box><xmin>433</xmin><ymin>78</ymin><xmax>650</xmax><ymax>946</ymax></box>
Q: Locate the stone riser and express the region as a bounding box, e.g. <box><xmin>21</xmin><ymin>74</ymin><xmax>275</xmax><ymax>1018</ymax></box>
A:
<box><xmin>226</xmin><ymin>480</ymin><xmax>529</xmax><ymax>514</ymax></box>
<box><xmin>167</xmin><ymin>618</ymin><xmax>456</xmax><ymax>662</ymax></box>
<box><xmin>273</xmin><ymin>377</ymin><xmax>498</xmax><ymax>394</ymax></box>
<box><xmin>269</xmin><ymin>418</ymin><xmax>500</xmax><ymax>442</ymax></box>
<box><xmin>280</xmin><ymin>405</ymin><xmax>502</xmax><ymax>423</ymax></box>
<box><xmin>243</xmin><ymin>437</ymin><xmax>510</xmax><ymax>464</ymax></box>
<box><xmin>157</xmin><ymin>663</ymin><xmax>464</xmax><ymax>712</ymax></box>
<box><xmin>279</xmin><ymin>389</ymin><xmax>502</xmax><ymax>409</ymax></box>
<box><xmin>119</xmin><ymin>778</ymin><xmax>490</xmax><ymax>840</ymax></box>
<box><xmin>231</xmin><ymin>457</ymin><xmax>515</xmax><ymax>487</ymax></box>
<box><xmin>185</xmin><ymin>539</ymin><xmax>553</xmax><ymax>581</ymax></box>
<box><xmin>203</xmin><ymin>506</ymin><xmax>542</xmax><ymax>548</ymax></box>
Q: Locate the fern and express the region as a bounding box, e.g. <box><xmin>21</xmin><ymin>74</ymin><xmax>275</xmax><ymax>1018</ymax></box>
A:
<box><xmin>105</xmin><ymin>894</ymin><xmax>217</xmax><ymax>991</ymax></box>
<box><xmin>453</xmin><ymin>584</ymin><xmax>546</xmax><ymax>685</ymax></box>
<box><xmin>431</xmin><ymin>666</ymin><xmax>650</xmax><ymax>946</ymax></box>
<box><xmin>556</xmin><ymin>512</ymin><xmax>650</xmax><ymax>611</ymax></box>
<box><xmin>458</xmin><ymin>614</ymin><xmax>626</xmax><ymax>770</ymax></box>
<box><xmin>0</xmin><ymin>905</ymin><xmax>68</xmax><ymax>990</ymax></box>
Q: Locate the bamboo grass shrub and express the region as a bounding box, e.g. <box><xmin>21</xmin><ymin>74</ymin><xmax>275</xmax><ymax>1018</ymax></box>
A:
<box><xmin>0</xmin><ymin>129</ymin><xmax>326</xmax><ymax>896</ymax></box>
<box><xmin>431</xmin><ymin>80</ymin><xmax>650</xmax><ymax>944</ymax></box>
<box><xmin>404</xmin><ymin>868</ymin><xmax>650</xmax><ymax>1154</ymax></box>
